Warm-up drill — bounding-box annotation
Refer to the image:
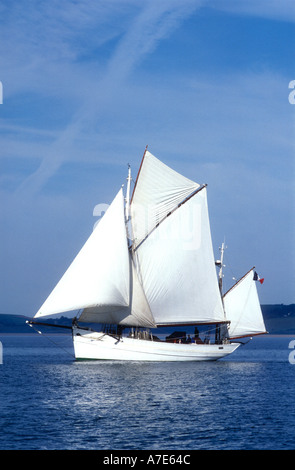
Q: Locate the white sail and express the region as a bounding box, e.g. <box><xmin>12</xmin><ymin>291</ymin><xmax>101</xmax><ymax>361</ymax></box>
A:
<box><xmin>131</xmin><ymin>150</ymin><xmax>200</xmax><ymax>245</ymax></box>
<box><xmin>223</xmin><ymin>269</ymin><xmax>267</xmax><ymax>338</ymax></box>
<box><xmin>35</xmin><ymin>189</ymin><xmax>130</xmax><ymax>319</ymax></box>
<box><xmin>131</xmin><ymin>154</ymin><xmax>225</xmax><ymax>325</ymax></box>
<box><xmin>79</xmin><ymin>257</ymin><xmax>156</xmax><ymax>327</ymax></box>
<box><xmin>31</xmin><ymin>148</ymin><xmax>268</xmax><ymax>362</ymax></box>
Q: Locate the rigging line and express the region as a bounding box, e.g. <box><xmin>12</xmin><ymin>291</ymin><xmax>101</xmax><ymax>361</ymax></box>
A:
<box><xmin>130</xmin><ymin>145</ymin><xmax>148</xmax><ymax>204</ymax></box>
<box><xmin>226</xmin><ymin>280</ymin><xmax>253</xmax><ymax>337</ymax></box>
<box><xmin>132</xmin><ymin>183</ymin><xmax>207</xmax><ymax>253</ymax></box>
<box><xmin>230</xmin><ymin>338</ymin><xmax>252</xmax><ymax>345</ymax></box>
<box><xmin>223</xmin><ymin>251</ymin><xmax>239</xmax><ymax>292</ymax></box>
<box><xmin>27</xmin><ymin>322</ymin><xmax>75</xmax><ymax>358</ymax></box>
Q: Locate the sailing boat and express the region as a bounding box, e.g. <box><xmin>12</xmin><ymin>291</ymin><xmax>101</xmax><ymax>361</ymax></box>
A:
<box><xmin>29</xmin><ymin>148</ymin><xmax>267</xmax><ymax>361</ymax></box>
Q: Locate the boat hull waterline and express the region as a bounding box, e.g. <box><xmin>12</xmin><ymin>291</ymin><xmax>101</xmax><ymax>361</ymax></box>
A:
<box><xmin>73</xmin><ymin>328</ymin><xmax>240</xmax><ymax>362</ymax></box>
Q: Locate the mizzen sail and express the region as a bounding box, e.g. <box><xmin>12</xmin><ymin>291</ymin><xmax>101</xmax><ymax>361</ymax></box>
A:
<box><xmin>223</xmin><ymin>268</ymin><xmax>267</xmax><ymax>338</ymax></box>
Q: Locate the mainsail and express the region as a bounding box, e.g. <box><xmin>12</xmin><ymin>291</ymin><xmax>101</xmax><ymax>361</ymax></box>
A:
<box><xmin>130</xmin><ymin>151</ymin><xmax>225</xmax><ymax>326</ymax></box>
<box><xmin>223</xmin><ymin>268</ymin><xmax>267</xmax><ymax>338</ymax></box>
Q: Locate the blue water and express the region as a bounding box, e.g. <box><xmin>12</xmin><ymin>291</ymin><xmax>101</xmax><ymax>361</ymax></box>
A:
<box><xmin>0</xmin><ymin>333</ymin><xmax>295</xmax><ymax>450</ymax></box>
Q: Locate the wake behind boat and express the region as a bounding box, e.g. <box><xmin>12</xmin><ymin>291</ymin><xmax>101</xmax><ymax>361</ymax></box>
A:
<box><xmin>29</xmin><ymin>148</ymin><xmax>267</xmax><ymax>361</ymax></box>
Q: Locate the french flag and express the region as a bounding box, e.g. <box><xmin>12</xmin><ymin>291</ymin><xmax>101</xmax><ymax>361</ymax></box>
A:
<box><xmin>253</xmin><ymin>271</ymin><xmax>264</xmax><ymax>284</ymax></box>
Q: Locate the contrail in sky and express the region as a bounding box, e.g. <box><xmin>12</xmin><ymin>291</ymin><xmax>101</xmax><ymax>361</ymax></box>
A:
<box><xmin>16</xmin><ymin>0</ymin><xmax>201</xmax><ymax>196</ymax></box>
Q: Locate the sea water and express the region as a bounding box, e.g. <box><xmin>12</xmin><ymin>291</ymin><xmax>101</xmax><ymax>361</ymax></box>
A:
<box><xmin>0</xmin><ymin>333</ymin><xmax>294</xmax><ymax>450</ymax></box>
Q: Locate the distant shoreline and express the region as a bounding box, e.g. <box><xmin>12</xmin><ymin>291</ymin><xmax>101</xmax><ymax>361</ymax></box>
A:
<box><xmin>0</xmin><ymin>304</ymin><xmax>295</xmax><ymax>335</ymax></box>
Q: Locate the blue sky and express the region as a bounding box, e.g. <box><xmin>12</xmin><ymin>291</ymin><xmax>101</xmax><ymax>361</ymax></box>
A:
<box><xmin>0</xmin><ymin>0</ymin><xmax>294</xmax><ymax>316</ymax></box>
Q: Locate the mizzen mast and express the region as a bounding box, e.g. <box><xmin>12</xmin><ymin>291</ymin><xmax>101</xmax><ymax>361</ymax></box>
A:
<box><xmin>216</xmin><ymin>241</ymin><xmax>226</xmax><ymax>295</ymax></box>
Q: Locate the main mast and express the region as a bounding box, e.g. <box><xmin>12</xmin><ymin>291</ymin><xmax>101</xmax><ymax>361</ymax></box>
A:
<box><xmin>125</xmin><ymin>164</ymin><xmax>132</xmax><ymax>223</ymax></box>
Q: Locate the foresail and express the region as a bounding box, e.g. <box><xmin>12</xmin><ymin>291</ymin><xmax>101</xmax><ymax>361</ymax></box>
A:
<box><xmin>79</xmin><ymin>256</ymin><xmax>156</xmax><ymax>327</ymax></box>
<box><xmin>132</xmin><ymin>184</ymin><xmax>225</xmax><ymax>325</ymax></box>
<box><xmin>131</xmin><ymin>151</ymin><xmax>200</xmax><ymax>246</ymax></box>
<box><xmin>35</xmin><ymin>189</ymin><xmax>130</xmax><ymax>319</ymax></box>
<box><xmin>223</xmin><ymin>269</ymin><xmax>267</xmax><ymax>338</ymax></box>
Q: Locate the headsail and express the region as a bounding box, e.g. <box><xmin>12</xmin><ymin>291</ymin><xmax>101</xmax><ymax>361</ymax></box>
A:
<box><xmin>130</xmin><ymin>151</ymin><xmax>225</xmax><ymax>326</ymax></box>
<box><xmin>223</xmin><ymin>268</ymin><xmax>267</xmax><ymax>338</ymax></box>
<box><xmin>34</xmin><ymin>187</ymin><xmax>155</xmax><ymax>327</ymax></box>
<box><xmin>35</xmin><ymin>189</ymin><xmax>130</xmax><ymax>319</ymax></box>
<box><xmin>79</xmin><ymin>256</ymin><xmax>155</xmax><ymax>327</ymax></box>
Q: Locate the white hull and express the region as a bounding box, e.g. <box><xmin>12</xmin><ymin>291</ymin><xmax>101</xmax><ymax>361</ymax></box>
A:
<box><xmin>73</xmin><ymin>327</ymin><xmax>240</xmax><ymax>362</ymax></box>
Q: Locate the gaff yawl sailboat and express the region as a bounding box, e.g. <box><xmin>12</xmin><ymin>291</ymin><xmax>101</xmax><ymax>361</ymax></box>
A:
<box><xmin>29</xmin><ymin>149</ymin><xmax>267</xmax><ymax>361</ymax></box>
